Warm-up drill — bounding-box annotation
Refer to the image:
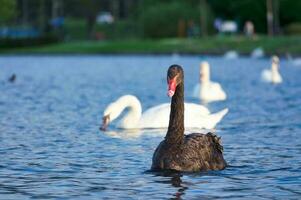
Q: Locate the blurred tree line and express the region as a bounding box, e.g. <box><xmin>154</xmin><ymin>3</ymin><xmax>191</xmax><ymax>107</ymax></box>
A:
<box><xmin>0</xmin><ymin>0</ymin><xmax>17</xmax><ymax>24</ymax></box>
<box><xmin>0</xmin><ymin>0</ymin><xmax>301</xmax><ymax>40</ymax></box>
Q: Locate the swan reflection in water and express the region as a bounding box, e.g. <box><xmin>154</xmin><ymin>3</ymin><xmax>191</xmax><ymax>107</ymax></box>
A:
<box><xmin>148</xmin><ymin>169</ymin><xmax>229</xmax><ymax>199</ymax></box>
<box><xmin>149</xmin><ymin>170</ymin><xmax>188</xmax><ymax>200</ymax></box>
<box><xmin>101</xmin><ymin>127</ymin><xmax>216</xmax><ymax>140</ymax></box>
<box><xmin>101</xmin><ymin>128</ymin><xmax>164</xmax><ymax>139</ymax></box>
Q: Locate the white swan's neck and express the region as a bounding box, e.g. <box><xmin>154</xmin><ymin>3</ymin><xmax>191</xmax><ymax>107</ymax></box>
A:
<box><xmin>271</xmin><ymin>62</ymin><xmax>280</xmax><ymax>82</ymax></box>
<box><xmin>200</xmin><ymin>62</ymin><xmax>210</xmax><ymax>84</ymax></box>
<box><xmin>104</xmin><ymin>95</ymin><xmax>142</xmax><ymax>129</ymax></box>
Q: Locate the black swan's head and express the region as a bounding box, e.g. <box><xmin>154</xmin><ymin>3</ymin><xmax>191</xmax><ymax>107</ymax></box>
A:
<box><xmin>167</xmin><ymin>65</ymin><xmax>184</xmax><ymax>97</ymax></box>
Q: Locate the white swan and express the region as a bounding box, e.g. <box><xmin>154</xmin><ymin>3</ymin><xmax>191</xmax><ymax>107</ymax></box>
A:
<box><xmin>261</xmin><ymin>56</ymin><xmax>283</xmax><ymax>84</ymax></box>
<box><xmin>287</xmin><ymin>53</ymin><xmax>301</xmax><ymax>66</ymax></box>
<box><xmin>224</xmin><ymin>50</ymin><xmax>239</xmax><ymax>59</ymax></box>
<box><xmin>193</xmin><ymin>62</ymin><xmax>227</xmax><ymax>102</ymax></box>
<box><xmin>101</xmin><ymin>95</ymin><xmax>228</xmax><ymax>130</ymax></box>
<box><xmin>251</xmin><ymin>47</ymin><xmax>264</xmax><ymax>59</ymax></box>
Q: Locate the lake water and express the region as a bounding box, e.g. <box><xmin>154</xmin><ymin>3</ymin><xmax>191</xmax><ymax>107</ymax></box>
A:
<box><xmin>0</xmin><ymin>55</ymin><xmax>300</xmax><ymax>199</ymax></box>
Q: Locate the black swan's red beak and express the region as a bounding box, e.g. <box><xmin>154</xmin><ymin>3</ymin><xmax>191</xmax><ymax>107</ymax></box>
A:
<box><xmin>100</xmin><ymin>115</ymin><xmax>110</xmax><ymax>131</ymax></box>
<box><xmin>167</xmin><ymin>77</ymin><xmax>177</xmax><ymax>97</ymax></box>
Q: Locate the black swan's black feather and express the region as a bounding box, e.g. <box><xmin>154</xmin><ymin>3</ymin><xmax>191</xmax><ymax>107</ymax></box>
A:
<box><xmin>151</xmin><ymin>65</ymin><xmax>227</xmax><ymax>172</ymax></box>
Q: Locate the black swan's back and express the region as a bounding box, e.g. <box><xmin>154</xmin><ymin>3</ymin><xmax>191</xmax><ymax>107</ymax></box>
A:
<box><xmin>152</xmin><ymin>132</ymin><xmax>226</xmax><ymax>172</ymax></box>
<box><xmin>151</xmin><ymin>65</ymin><xmax>226</xmax><ymax>172</ymax></box>
<box><xmin>8</xmin><ymin>74</ymin><xmax>16</xmax><ymax>83</ymax></box>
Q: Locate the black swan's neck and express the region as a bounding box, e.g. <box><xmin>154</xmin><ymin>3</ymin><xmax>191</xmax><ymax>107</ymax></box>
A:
<box><xmin>166</xmin><ymin>82</ymin><xmax>184</xmax><ymax>144</ymax></box>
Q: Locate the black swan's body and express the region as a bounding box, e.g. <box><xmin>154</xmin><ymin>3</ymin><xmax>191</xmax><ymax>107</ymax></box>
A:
<box><xmin>8</xmin><ymin>74</ymin><xmax>16</xmax><ymax>83</ymax></box>
<box><xmin>151</xmin><ymin>65</ymin><xmax>226</xmax><ymax>172</ymax></box>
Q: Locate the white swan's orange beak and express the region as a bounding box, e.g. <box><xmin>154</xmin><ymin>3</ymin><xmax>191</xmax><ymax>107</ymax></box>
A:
<box><xmin>200</xmin><ymin>72</ymin><xmax>204</xmax><ymax>82</ymax></box>
<box><xmin>100</xmin><ymin>114</ymin><xmax>110</xmax><ymax>131</ymax></box>
<box><xmin>167</xmin><ymin>77</ymin><xmax>176</xmax><ymax>97</ymax></box>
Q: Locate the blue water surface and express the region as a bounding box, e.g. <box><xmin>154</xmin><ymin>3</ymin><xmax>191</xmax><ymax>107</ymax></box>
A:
<box><xmin>0</xmin><ymin>55</ymin><xmax>300</xmax><ymax>199</ymax></box>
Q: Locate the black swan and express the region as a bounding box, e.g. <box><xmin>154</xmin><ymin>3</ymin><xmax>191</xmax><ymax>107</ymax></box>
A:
<box><xmin>8</xmin><ymin>74</ymin><xmax>16</xmax><ymax>83</ymax></box>
<box><xmin>151</xmin><ymin>65</ymin><xmax>227</xmax><ymax>172</ymax></box>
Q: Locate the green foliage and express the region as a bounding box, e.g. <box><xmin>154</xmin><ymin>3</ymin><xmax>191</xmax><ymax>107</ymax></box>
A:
<box><xmin>0</xmin><ymin>34</ymin><xmax>59</xmax><ymax>48</ymax></box>
<box><xmin>209</xmin><ymin>0</ymin><xmax>301</xmax><ymax>33</ymax></box>
<box><xmin>2</xmin><ymin>36</ymin><xmax>301</xmax><ymax>55</ymax></box>
<box><xmin>0</xmin><ymin>0</ymin><xmax>17</xmax><ymax>25</ymax></box>
<box><xmin>284</xmin><ymin>23</ymin><xmax>301</xmax><ymax>35</ymax></box>
<box><xmin>279</xmin><ymin>0</ymin><xmax>301</xmax><ymax>25</ymax></box>
<box><xmin>2</xmin><ymin>0</ymin><xmax>301</xmax><ymax>41</ymax></box>
<box><xmin>64</xmin><ymin>18</ymin><xmax>141</xmax><ymax>40</ymax></box>
<box><xmin>64</xmin><ymin>19</ymin><xmax>87</xmax><ymax>40</ymax></box>
<box><xmin>209</xmin><ymin>0</ymin><xmax>266</xmax><ymax>32</ymax></box>
<box><xmin>140</xmin><ymin>1</ymin><xmax>199</xmax><ymax>38</ymax></box>
<box><xmin>95</xmin><ymin>20</ymin><xmax>142</xmax><ymax>40</ymax></box>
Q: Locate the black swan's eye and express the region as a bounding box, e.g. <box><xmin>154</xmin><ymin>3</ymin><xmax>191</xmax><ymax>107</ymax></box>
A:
<box><xmin>167</xmin><ymin>70</ymin><xmax>176</xmax><ymax>79</ymax></box>
<box><xmin>168</xmin><ymin>65</ymin><xmax>182</xmax><ymax>79</ymax></box>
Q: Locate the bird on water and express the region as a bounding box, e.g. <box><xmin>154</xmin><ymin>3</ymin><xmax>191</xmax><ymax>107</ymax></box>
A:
<box><xmin>151</xmin><ymin>64</ymin><xmax>227</xmax><ymax>172</ymax></box>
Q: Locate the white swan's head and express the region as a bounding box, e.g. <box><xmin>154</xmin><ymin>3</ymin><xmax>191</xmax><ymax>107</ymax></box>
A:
<box><xmin>167</xmin><ymin>65</ymin><xmax>184</xmax><ymax>97</ymax></box>
<box><xmin>101</xmin><ymin>102</ymin><xmax>119</xmax><ymax>131</ymax></box>
<box><xmin>272</xmin><ymin>55</ymin><xmax>280</xmax><ymax>65</ymax></box>
<box><xmin>271</xmin><ymin>55</ymin><xmax>280</xmax><ymax>70</ymax></box>
<box><xmin>101</xmin><ymin>95</ymin><xmax>141</xmax><ymax>130</ymax></box>
<box><xmin>200</xmin><ymin>61</ymin><xmax>210</xmax><ymax>83</ymax></box>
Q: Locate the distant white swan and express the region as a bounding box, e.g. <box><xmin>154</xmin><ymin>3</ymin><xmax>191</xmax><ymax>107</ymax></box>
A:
<box><xmin>101</xmin><ymin>95</ymin><xmax>228</xmax><ymax>130</ymax></box>
<box><xmin>261</xmin><ymin>56</ymin><xmax>282</xmax><ymax>84</ymax></box>
<box><xmin>251</xmin><ymin>47</ymin><xmax>264</xmax><ymax>59</ymax></box>
<box><xmin>224</xmin><ymin>50</ymin><xmax>238</xmax><ymax>59</ymax></box>
<box><xmin>287</xmin><ymin>53</ymin><xmax>301</xmax><ymax>66</ymax></box>
<box><xmin>193</xmin><ymin>62</ymin><xmax>227</xmax><ymax>102</ymax></box>
<box><xmin>171</xmin><ymin>52</ymin><xmax>180</xmax><ymax>62</ymax></box>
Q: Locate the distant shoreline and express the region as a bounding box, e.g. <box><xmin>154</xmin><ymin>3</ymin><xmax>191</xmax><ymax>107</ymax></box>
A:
<box><xmin>0</xmin><ymin>52</ymin><xmax>296</xmax><ymax>57</ymax></box>
<box><xmin>1</xmin><ymin>36</ymin><xmax>300</xmax><ymax>56</ymax></box>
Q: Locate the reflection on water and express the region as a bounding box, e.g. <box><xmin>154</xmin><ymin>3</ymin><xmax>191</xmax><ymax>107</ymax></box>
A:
<box><xmin>103</xmin><ymin>129</ymin><xmax>143</xmax><ymax>139</ymax></box>
<box><xmin>102</xmin><ymin>128</ymin><xmax>213</xmax><ymax>140</ymax></box>
<box><xmin>149</xmin><ymin>171</ymin><xmax>187</xmax><ymax>200</ymax></box>
<box><xmin>0</xmin><ymin>55</ymin><xmax>301</xmax><ymax>199</ymax></box>
<box><xmin>103</xmin><ymin>129</ymin><xmax>166</xmax><ymax>139</ymax></box>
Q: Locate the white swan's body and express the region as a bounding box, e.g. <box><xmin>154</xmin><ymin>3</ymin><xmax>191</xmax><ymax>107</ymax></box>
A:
<box><xmin>224</xmin><ymin>50</ymin><xmax>238</xmax><ymax>59</ymax></box>
<box><xmin>251</xmin><ymin>47</ymin><xmax>264</xmax><ymax>59</ymax></box>
<box><xmin>261</xmin><ymin>56</ymin><xmax>282</xmax><ymax>84</ymax></box>
<box><xmin>287</xmin><ymin>53</ymin><xmax>301</xmax><ymax>66</ymax></box>
<box><xmin>193</xmin><ymin>62</ymin><xmax>227</xmax><ymax>102</ymax></box>
<box><xmin>103</xmin><ymin>95</ymin><xmax>228</xmax><ymax>130</ymax></box>
<box><xmin>193</xmin><ymin>82</ymin><xmax>226</xmax><ymax>102</ymax></box>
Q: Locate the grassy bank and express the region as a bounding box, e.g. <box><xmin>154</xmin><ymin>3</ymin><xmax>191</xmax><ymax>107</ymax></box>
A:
<box><xmin>1</xmin><ymin>36</ymin><xmax>301</xmax><ymax>55</ymax></box>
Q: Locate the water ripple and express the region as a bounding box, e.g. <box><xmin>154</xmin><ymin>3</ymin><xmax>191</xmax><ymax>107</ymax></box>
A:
<box><xmin>0</xmin><ymin>55</ymin><xmax>300</xmax><ymax>199</ymax></box>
